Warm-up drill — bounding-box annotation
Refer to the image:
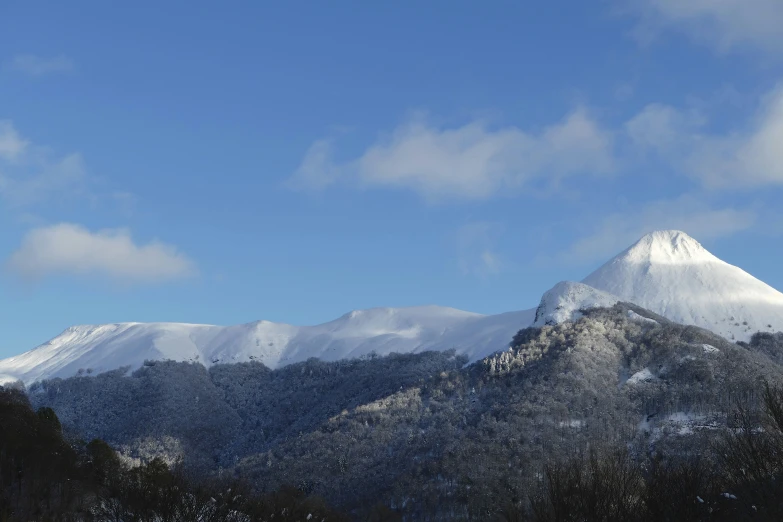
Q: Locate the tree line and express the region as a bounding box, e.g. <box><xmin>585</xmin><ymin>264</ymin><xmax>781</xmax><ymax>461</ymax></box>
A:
<box><xmin>518</xmin><ymin>381</ymin><xmax>783</xmax><ymax>521</ymax></box>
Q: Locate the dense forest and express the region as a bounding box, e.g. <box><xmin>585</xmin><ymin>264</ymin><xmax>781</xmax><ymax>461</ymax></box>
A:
<box><xmin>0</xmin><ymin>384</ymin><xmax>351</xmax><ymax>521</ymax></box>
<box><xmin>4</xmin><ymin>304</ymin><xmax>783</xmax><ymax>520</ymax></box>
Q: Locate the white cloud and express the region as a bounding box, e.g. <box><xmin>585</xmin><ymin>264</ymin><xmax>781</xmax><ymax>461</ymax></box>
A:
<box><xmin>290</xmin><ymin>109</ymin><xmax>615</xmax><ymax>201</ymax></box>
<box><xmin>0</xmin><ymin>120</ymin><xmax>90</xmax><ymax>208</ymax></box>
<box><xmin>0</xmin><ymin>120</ymin><xmax>29</xmax><ymax>160</ymax></box>
<box><xmin>289</xmin><ymin>139</ymin><xmax>343</xmax><ymax>191</ymax></box>
<box><xmin>8</xmin><ymin>54</ymin><xmax>75</xmax><ymax>76</ymax></box>
<box><xmin>565</xmin><ymin>195</ymin><xmax>756</xmax><ymax>263</ymax></box>
<box><xmin>0</xmin><ymin>152</ymin><xmax>88</xmax><ymax>207</ymax></box>
<box><xmin>627</xmin><ymin>85</ymin><xmax>783</xmax><ymax>188</ymax></box>
<box><xmin>628</xmin><ymin>0</ymin><xmax>783</xmax><ymax>54</ymax></box>
<box><xmin>625</xmin><ymin>104</ymin><xmax>703</xmax><ymax>152</ymax></box>
<box><xmin>455</xmin><ymin>221</ymin><xmax>505</xmax><ymax>277</ymax></box>
<box><xmin>7</xmin><ymin>223</ymin><xmax>197</xmax><ymax>284</ymax></box>
<box><xmin>728</xmin><ymin>87</ymin><xmax>783</xmax><ymax>186</ymax></box>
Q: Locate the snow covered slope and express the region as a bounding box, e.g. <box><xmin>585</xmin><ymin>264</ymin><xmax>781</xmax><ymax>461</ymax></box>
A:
<box><xmin>0</xmin><ymin>306</ymin><xmax>536</xmax><ymax>385</ymax></box>
<box><xmin>533</xmin><ymin>281</ymin><xmax>621</xmax><ymax>326</ymax></box>
<box><xmin>0</xmin><ymin>322</ymin><xmax>224</xmax><ymax>386</ymax></box>
<box><xmin>582</xmin><ymin>230</ymin><xmax>783</xmax><ymax>342</ymax></box>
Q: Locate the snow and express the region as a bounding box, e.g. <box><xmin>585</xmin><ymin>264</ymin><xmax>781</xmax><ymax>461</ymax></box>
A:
<box><xmin>2</xmin><ymin>229</ymin><xmax>782</xmax><ymax>386</ymax></box>
<box><xmin>626</xmin><ymin>310</ymin><xmax>658</xmax><ymax>325</ymax></box>
<box><xmin>558</xmin><ymin>420</ymin><xmax>585</xmax><ymax>428</ymax></box>
<box><xmin>0</xmin><ymin>306</ymin><xmax>536</xmax><ymax>385</ymax></box>
<box><xmin>532</xmin><ymin>281</ymin><xmax>620</xmax><ymax>326</ymax></box>
<box><xmin>626</xmin><ymin>368</ymin><xmax>656</xmax><ymax>384</ymax></box>
<box><xmin>638</xmin><ymin>411</ymin><xmax>712</xmax><ymax>439</ymax></box>
<box><xmin>702</xmin><ymin>344</ymin><xmax>720</xmax><ymax>354</ymax></box>
<box><xmin>665</xmin><ymin>412</ymin><xmax>709</xmax><ymax>436</ymax></box>
<box><xmin>582</xmin><ymin>230</ymin><xmax>783</xmax><ymax>343</ymax></box>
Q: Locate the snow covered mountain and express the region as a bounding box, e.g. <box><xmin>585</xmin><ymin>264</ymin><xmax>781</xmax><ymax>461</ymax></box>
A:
<box><xmin>0</xmin><ymin>306</ymin><xmax>536</xmax><ymax>385</ymax></box>
<box><xmin>581</xmin><ymin>230</ymin><xmax>783</xmax><ymax>342</ymax></box>
<box><xmin>2</xmin><ymin>229</ymin><xmax>782</xmax><ymax>386</ymax></box>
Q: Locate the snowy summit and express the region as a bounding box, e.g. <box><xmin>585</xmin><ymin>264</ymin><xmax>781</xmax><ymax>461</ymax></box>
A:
<box><xmin>611</xmin><ymin>230</ymin><xmax>718</xmax><ymax>265</ymax></box>
<box><xmin>582</xmin><ymin>230</ymin><xmax>783</xmax><ymax>342</ymax></box>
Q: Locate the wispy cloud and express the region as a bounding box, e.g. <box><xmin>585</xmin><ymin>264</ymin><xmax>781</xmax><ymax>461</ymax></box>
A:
<box><xmin>626</xmin><ymin>0</ymin><xmax>783</xmax><ymax>54</ymax></box>
<box><xmin>455</xmin><ymin>221</ymin><xmax>505</xmax><ymax>278</ymax></box>
<box><xmin>7</xmin><ymin>223</ymin><xmax>197</xmax><ymax>284</ymax></box>
<box><xmin>8</xmin><ymin>54</ymin><xmax>75</xmax><ymax>76</ymax></box>
<box><xmin>0</xmin><ymin>120</ymin><xmax>93</xmax><ymax>209</ymax></box>
<box><xmin>0</xmin><ymin>121</ymin><xmax>29</xmax><ymax>160</ymax></box>
<box><xmin>290</xmin><ymin>108</ymin><xmax>615</xmax><ymax>201</ymax></box>
<box><xmin>627</xmin><ymin>85</ymin><xmax>783</xmax><ymax>188</ymax></box>
<box><xmin>563</xmin><ymin>195</ymin><xmax>756</xmax><ymax>264</ymax></box>
<box><xmin>0</xmin><ymin>152</ymin><xmax>88</xmax><ymax>208</ymax></box>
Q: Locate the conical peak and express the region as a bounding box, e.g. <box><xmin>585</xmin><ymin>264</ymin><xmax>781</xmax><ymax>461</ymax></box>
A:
<box><xmin>619</xmin><ymin>230</ymin><xmax>718</xmax><ymax>265</ymax></box>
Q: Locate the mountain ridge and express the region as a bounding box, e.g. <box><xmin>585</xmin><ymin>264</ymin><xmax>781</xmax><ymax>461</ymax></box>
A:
<box><xmin>2</xmin><ymin>230</ymin><xmax>783</xmax><ymax>385</ymax></box>
<box><xmin>0</xmin><ymin>305</ymin><xmax>537</xmax><ymax>385</ymax></box>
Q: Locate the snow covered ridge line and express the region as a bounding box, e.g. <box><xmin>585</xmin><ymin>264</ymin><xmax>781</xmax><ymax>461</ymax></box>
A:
<box><xmin>0</xmin><ymin>306</ymin><xmax>538</xmax><ymax>386</ymax></box>
<box><xmin>2</xmin><ymin>230</ymin><xmax>783</xmax><ymax>386</ymax></box>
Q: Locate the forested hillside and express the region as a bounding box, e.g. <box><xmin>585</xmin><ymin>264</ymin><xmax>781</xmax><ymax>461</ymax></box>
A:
<box><xmin>16</xmin><ymin>304</ymin><xmax>783</xmax><ymax>519</ymax></box>
<box><xmin>0</xmin><ymin>385</ymin><xmax>348</xmax><ymax>521</ymax></box>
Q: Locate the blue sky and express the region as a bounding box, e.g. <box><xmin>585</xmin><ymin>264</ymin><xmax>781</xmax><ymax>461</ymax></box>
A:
<box><xmin>1</xmin><ymin>0</ymin><xmax>783</xmax><ymax>356</ymax></box>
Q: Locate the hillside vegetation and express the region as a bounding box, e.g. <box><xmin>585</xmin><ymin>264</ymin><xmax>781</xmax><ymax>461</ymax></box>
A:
<box><xmin>14</xmin><ymin>304</ymin><xmax>783</xmax><ymax>519</ymax></box>
<box><xmin>0</xmin><ymin>385</ymin><xmax>347</xmax><ymax>521</ymax></box>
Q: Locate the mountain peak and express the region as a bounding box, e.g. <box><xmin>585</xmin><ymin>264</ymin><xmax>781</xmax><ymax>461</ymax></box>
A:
<box><xmin>619</xmin><ymin>230</ymin><xmax>718</xmax><ymax>266</ymax></box>
<box><xmin>582</xmin><ymin>230</ymin><xmax>783</xmax><ymax>342</ymax></box>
